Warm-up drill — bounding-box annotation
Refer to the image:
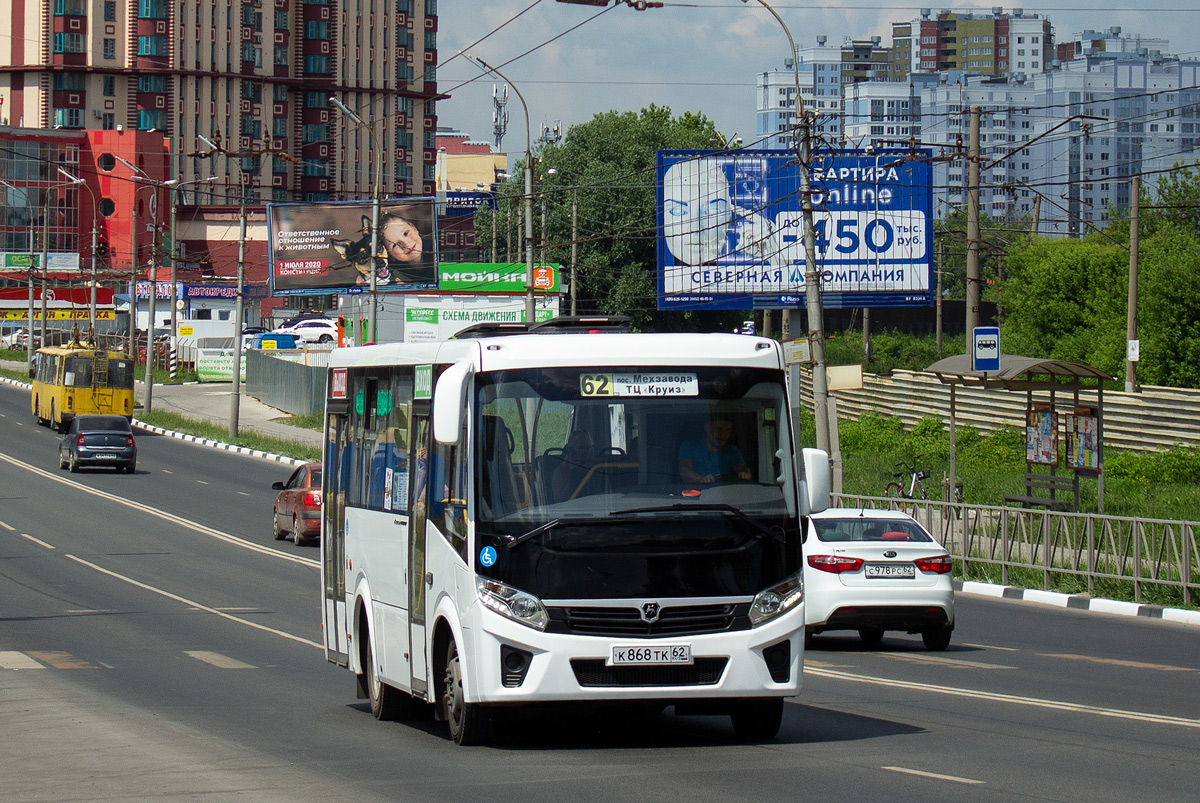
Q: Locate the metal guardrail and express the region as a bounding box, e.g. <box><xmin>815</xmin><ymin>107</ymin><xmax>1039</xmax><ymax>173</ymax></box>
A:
<box><xmin>836</xmin><ymin>494</ymin><xmax>1199</xmax><ymax>607</ymax></box>
<box><xmin>798</xmin><ymin>369</ymin><xmax>1200</xmax><ymax>453</ymax></box>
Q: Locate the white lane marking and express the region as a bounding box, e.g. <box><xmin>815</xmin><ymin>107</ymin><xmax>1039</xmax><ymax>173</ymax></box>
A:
<box><xmin>19</xmin><ymin>533</ymin><xmax>56</xmax><ymax>550</ymax></box>
<box><xmin>236</xmin><ymin>491</ymin><xmax>249</xmax><ymax>497</ymax></box>
<box><xmin>0</xmin><ymin>651</ymin><xmax>46</xmax><ymax>670</ymax></box>
<box><xmin>161</xmin><ymin>469</ymin><xmax>173</xmax><ymax>474</ymax></box>
<box><xmin>184</xmin><ymin>650</ymin><xmax>256</xmax><ymax>669</ymax></box>
<box><xmin>0</xmin><ymin>451</ymin><xmax>316</xmax><ymax>569</ymax></box>
<box><xmin>882</xmin><ymin>767</ymin><xmax>984</xmax><ymax>785</ymax></box>
<box><xmin>65</xmin><ymin>554</ymin><xmax>321</xmax><ymax>649</ymax></box>
<box><xmin>0</xmin><ymin>520</ymin><xmax>15</xmax><ymax>531</ymax></box>
<box><xmin>196</xmin><ymin>480</ymin><xmax>209</xmax><ymax>485</ymax></box>
<box><xmin>963</xmin><ymin>642</ymin><xmax>1019</xmax><ymax>652</ymax></box>
<box><xmin>881</xmin><ymin>653</ymin><xmax>1016</xmax><ymax>670</ymax></box>
<box><xmin>807</xmin><ymin>666</ymin><xmax>1200</xmax><ymax>728</ymax></box>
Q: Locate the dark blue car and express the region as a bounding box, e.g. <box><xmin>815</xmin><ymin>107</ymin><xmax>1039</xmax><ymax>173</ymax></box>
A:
<box><xmin>59</xmin><ymin>414</ymin><xmax>137</xmax><ymax>473</ymax></box>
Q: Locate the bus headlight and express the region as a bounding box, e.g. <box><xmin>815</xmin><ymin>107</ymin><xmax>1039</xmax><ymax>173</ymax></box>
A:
<box><xmin>748</xmin><ymin>572</ymin><xmax>804</xmax><ymax>627</ymax></box>
<box><xmin>476</xmin><ymin>577</ymin><xmax>548</xmax><ymax>631</ymax></box>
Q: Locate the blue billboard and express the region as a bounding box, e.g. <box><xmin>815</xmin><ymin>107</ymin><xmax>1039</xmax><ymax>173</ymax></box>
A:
<box><xmin>656</xmin><ymin>149</ymin><xmax>933</xmax><ymax>310</ymax></box>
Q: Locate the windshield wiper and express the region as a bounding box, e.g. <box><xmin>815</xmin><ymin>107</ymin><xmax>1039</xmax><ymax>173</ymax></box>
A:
<box><xmin>609</xmin><ymin>503</ymin><xmax>788</xmax><ymax>542</ymax></box>
<box><xmin>505</xmin><ymin>519</ymin><xmax>560</xmax><ymax>551</ymax></box>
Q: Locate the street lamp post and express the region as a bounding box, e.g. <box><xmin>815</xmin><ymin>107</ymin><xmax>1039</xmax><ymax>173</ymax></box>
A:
<box><xmin>740</xmin><ymin>0</ymin><xmax>831</xmax><ymax>456</ymax></box>
<box><xmin>466</xmin><ymin>54</ymin><xmax>536</xmax><ymax>326</ymax></box>
<box><xmin>197</xmin><ymin>134</ymin><xmax>250</xmax><ymax>439</ymax></box>
<box><xmin>330</xmin><ymin>96</ymin><xmax>383</xmax><ymax>343</ymax></box>
<box><xmin>56</xmin><ymin>168</ymin><xmax>99</xmax><ymax>335</ymax></box>
<box><xmin>168</xmin><ymin>176</ymin><xmax>219</xmax><ymax>378</ymax></box>
<box><xmin>1</xmin><ymin>180</ymin><xmax>38</xmax><ymax>363</ymax></box>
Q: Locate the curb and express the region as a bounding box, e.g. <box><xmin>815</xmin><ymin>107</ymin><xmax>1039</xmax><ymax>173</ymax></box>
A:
<box><xmin>2</xmin><ymin>375</ymin><xmax>304</xmax><ymax>468</ymax></box>
<box><xmin>131</xmin><ymin>419</ymin><xmax>306</xmax><ymax>467</ymax></box>
<box><xmin>955</xmin><ymin>580</ymin><xmax>1200</xmax><ymax>626</ymax></box>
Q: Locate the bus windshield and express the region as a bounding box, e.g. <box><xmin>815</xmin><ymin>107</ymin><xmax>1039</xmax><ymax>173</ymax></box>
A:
<box><xmin>475</xmin><ymin>365</ymin><xmax>794</xmax><ymax>527</ymax></box>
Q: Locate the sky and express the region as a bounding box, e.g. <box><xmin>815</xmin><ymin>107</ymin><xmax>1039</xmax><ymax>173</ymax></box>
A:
<box><xmin>435</xmin><ymin>1</ymin><xmax>1200</xmax><ymax>156</ymax></box>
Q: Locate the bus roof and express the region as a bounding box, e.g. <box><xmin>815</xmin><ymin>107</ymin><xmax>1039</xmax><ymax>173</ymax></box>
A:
<box><xmin>328</xmin><ymin>332</ymin><xmax>783</xmax><ymax>372</ymax></box>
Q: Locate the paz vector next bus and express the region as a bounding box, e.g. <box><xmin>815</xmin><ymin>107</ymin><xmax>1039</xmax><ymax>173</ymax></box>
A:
<box><xmin>320</xmin><ymin>317</ymin><xmax>831</xmax><ymax>744</ymax></box>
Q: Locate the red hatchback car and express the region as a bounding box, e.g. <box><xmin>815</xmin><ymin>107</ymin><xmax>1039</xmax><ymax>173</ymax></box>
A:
<box><xmin>272</xmin><ymin>462</ymin><xmax>322</xmax><ymax>545</ymax></box>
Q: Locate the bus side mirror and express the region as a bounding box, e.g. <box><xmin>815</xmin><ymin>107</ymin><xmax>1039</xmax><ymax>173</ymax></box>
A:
<box><xmin>799</xmin><ymin>447</ymin><xmax>831</xmax><ymax>515</ymax></box>
<box><xmin>432</xmin><ymin>362</ymin><xmax>474</xmax><ymax>445</ymax></box>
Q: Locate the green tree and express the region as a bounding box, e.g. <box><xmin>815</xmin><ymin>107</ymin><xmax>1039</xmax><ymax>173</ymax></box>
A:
<box><xmin>475</xmin><ymin>106</ymin><xmax>743</xmax><ymax>332</ymax></box>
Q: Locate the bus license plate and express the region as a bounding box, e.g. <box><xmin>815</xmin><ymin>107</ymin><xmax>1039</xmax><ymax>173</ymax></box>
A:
<box><xmin>865</xmin><ymin>563</ymin><xmax>915</xmax><ymax>579</ymax></box>
<box><xmin>609</xmin><ymin>644</ymin><xmax>692</xmax><ymax>666</ymax></box>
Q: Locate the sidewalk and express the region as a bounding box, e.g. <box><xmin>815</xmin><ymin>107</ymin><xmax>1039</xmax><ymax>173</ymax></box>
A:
<box><xmin>1</xmin><ymin>357</ymin><xmax>320</xmax><ymax>449</ymax></box>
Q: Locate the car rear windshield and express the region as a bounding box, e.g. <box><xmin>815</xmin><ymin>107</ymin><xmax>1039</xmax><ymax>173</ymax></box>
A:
<box><xmin>812</xmin><ymin>518</ymin><xmax>933</xmax><ymax>543</ymax></box>
<box><xmin>77</xmin><ymin>415</ymin><xmax>132</xmax><ymax>432</ymax></box>
<box><xmin>310</xmin><ymin>468</ymin><xmax>322</xmax><ymax>485</ymax></box>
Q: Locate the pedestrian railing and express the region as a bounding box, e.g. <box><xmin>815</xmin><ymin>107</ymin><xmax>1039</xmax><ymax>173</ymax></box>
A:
<box><xmin>834</xmin><ymin>494</ymin><xmax>1199</xmax><ymax>608</ymax></box>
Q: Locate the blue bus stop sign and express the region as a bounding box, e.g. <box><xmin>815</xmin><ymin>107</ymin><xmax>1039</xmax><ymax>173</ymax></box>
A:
<box><xmin>972</xmin><ymin>326</ymin><xmax>1001</xmax><ymax>372</ymax></box>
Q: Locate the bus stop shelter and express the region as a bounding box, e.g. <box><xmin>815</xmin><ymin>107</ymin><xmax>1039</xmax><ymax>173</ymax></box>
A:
<box><xmin>925</xmin><ymin>354</ymin><xmax>1113</xmax><ymax>511</ymax></box>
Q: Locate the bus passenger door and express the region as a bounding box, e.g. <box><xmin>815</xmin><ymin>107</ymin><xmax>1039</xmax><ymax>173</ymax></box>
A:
<box><xmin>323</xmin><ymin>411</ymin><xmax>350</xmax><ymax>665</ymax></box>
<box><xmin>408</xmin><ymin>410</ymin><xmax>432</xmax><ymax>697</ymax></box>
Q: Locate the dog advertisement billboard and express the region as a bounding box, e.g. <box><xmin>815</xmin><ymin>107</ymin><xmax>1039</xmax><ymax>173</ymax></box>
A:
<box><xmin>267</xmin><ymin>199</ymin><xmax>438</xmax><ymax>296</ymax></box>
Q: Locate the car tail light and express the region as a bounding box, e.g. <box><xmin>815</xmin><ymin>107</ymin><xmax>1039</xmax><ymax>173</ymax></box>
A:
<box><xmin>76</xmin><ymin>434</ymin><xmax>86</xmax><ymax>447</ymax></box>
<box><xmin>807</xmin><ymin>554</ymin><xmax>864</xmax><ymax>574</ymax></box>
<box><xmin>303</xmin><ymin>491</ymin><xmax>321</xmax><ymax>508</ymax></box>
<box><xmin>126</xmin><ymin>435</ymin><xmax>135</xmax><ymax>448</ymax></box>
<box><xmin>915</xmin><ymin>554</ymin><xmax>953</xmax><ymax>574</ymax></box>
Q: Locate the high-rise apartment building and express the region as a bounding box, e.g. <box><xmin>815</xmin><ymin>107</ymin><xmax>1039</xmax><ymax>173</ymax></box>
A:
<box><xmin>0</xmin><ymin>0</ymin><xmax>440</xmax><ymax>205</ymax></box>
<box><xmin>899</xmin><ymin>8</ymin><xmax>1054</xmax><ymax>77</ymax></box>
<box><xmin>756</xmin><ymin>37</ymin><xmax>890</xmax><ymax>149</ymax></box>
<box><xmin>845</xmin><ymin>54</ymin><xmax>1200</xmax><ymax>236</ymax></box>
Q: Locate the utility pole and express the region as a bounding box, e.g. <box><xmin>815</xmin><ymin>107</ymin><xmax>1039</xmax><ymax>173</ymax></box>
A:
<box><xmin>570</xmin><ymin>195</ymin><xmax>578</xmax><ymax>316</ymax></box>
<box><xmin>936</xmin><ymin>238</ymin><xmax>944</xmax><ymax>356</ymax></box>
<box><xmin>1125</xmin><ymin>174</ymin><xmax>1140</xmax><ymax>393</ymax></box>
<box><xmin>330</xmin><ymin>96</ymin><xmax>382</xmax><ymax>342</ymax></box>
<box><xmin>129</xmin><ymin>203</ymin><xmax>138</xmax><ymax>358</ymax></box>
<box><xmin>965</xmin><ymin>105</ymin><xmax>982</xmax><ymax>344</ymax></box>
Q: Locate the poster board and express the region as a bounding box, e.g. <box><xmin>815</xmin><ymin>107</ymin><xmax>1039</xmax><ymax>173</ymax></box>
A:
<box><xmin>1065</xmin><ymin>406</ymin><xmax>1100</xmax><ymax>472</ymax></box>
<box><xmin>1025</xmin><ymin>407</ymin><xmax>1058</xmax><ymax>466</ymax></box>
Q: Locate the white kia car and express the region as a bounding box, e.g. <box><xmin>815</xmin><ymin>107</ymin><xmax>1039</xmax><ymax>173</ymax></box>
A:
<box><xmin>803</xmin><ymin>508</ymin><xmax>955</xmax><ymax>650</ymax></box>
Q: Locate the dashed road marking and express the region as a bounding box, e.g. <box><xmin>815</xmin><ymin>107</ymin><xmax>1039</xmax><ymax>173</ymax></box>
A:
<box><xmin>19</xmin><ymin>533</ymin><xmax>55</xmax><ymax>549</ymax></box>
<box><xmin>27</xmin><ymin>650</ymin><xmax>98</xmax><ymax>669</ymax></box>
<box><xmin>0</xmin><ymin>651</ymin><xmax>46</xmax><ymax>670</ymax></box>
<box><xmin>882</xmin><ymin>767</ymin><xmax>985</xmax><ymax>785</ymax></box>
<box><xmin>184</xmin><ymin>650</ymin><xmax>256</xmax><ymax>669</ymax></box>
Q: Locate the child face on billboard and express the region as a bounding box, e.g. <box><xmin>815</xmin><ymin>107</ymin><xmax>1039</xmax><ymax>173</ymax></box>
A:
<box><xmin>663</xmin><ymin>159</ymin><xmax>730</xmax><ymax>265</ymax></box>
<box><xmin>381</xmin><ymin>215</ymin><xmax>424</xmax><ymax>264</ymax></box>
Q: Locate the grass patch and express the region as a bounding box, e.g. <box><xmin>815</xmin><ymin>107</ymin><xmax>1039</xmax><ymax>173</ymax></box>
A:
<box><xmin>136</xmin><ymin>409</ymin><xmax>320</xmax><ymax>462</ymax></box>
<box><xmin>275</xmin><ymin>411</ymin><xmax>323</xmax><ymax>431</ymax></box>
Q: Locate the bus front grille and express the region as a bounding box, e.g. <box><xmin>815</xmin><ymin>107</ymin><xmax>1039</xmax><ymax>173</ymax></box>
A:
<box><xmin>549</xmin><ymin>604</ymin><xmax>745</xmax><ymax>637</ymax></box>
<box><xmin>570</xmin><ymin>658</ymin><xmax>728</xmax><ymax>687</ymax></box>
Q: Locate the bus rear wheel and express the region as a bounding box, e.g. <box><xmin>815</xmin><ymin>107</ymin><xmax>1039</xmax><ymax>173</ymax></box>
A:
<box><xmin>442</xmin><ymin>637</ymin><xmax>492</xmax><ymax>745</ymax></box>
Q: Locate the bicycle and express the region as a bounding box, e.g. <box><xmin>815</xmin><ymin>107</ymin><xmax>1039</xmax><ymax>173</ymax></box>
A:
<box><xmin>885</xmin><ymin>458</ymin><xmax>929</xmax><ymax>500</ymax></box>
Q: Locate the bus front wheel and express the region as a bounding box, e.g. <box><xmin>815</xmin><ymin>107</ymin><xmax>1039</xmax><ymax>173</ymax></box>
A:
<box><xmin>442</xmin><ymin>638</ymin><xmax>492</xmax><ymax>746</ymax></box>
<box><xmin>730</xmin><ymin>698</ymin><xmax>784</xmax><ymax>741</ymax></box>
<box><xmin>364</xmin><ymin>627</ymin><xmax>404</xmax><ymax>721</ymax></box>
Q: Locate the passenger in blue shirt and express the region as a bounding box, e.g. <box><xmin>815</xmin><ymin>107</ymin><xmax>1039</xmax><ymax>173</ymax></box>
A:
<box><xmin>678</xmin><ymin>413</ymin><xmax>751</xmax><ymax>485</ymax></box>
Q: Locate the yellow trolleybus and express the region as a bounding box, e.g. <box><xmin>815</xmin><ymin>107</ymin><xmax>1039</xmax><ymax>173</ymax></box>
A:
<box><xmin>31</xmin><ymin>337</ymin><xmax>136</xmax><ymax>431</ymax></box>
